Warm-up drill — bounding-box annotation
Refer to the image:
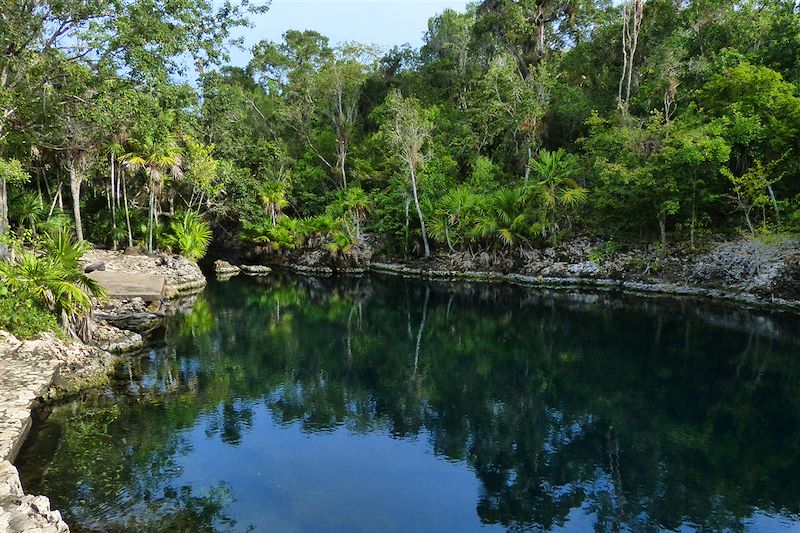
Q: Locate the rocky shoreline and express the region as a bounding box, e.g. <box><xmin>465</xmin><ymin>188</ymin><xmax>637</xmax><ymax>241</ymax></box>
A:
<box><xmin>0</xmin><ymin>249</ymin><xmax>206</xmax><ymax>533</ymax></box>
<box><xmin>233</xmin><ymin>234</ymin><xmax>800</xmax><ymax>311</ymax></box>
<box><xmin>368</xmin><ymin>262</ymin><xmax>800</xmax><ymax>311</ymax></box>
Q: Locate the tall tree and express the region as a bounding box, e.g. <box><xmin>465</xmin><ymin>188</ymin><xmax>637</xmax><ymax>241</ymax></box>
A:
<box><xmin>122</xmin><ymin>136</ymin><xmax>183</xmax><ymax>252</ymax></box>
<box><xmin>0</xmin><ymin>0</ymin><xmax>266</xmax><ymax>254</ymax></box>
<box><xmin>382</xmin><ymin>90</ymin><xmax>433</xmax><ymax>257</ymax></box>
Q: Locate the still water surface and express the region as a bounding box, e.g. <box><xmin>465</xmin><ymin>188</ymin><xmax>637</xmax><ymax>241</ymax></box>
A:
<box><xmin>16</xmin><ymin>274</ymin><xmax>800</xmax><ymax>532</ymax></box>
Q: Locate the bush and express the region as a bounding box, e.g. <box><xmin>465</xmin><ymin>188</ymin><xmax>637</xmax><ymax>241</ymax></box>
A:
<box><xmin>0</xmin><ymin>284</ymin><xmax>60</xmax><ymax>339</ymax></box>
<box><xmin>0</xmin><ymin>230</ymin><xmax>105</xmax><ymax>338</ymax></box>
<box><xmin>166</xmin><ymin>212</ymin><xmax>213</xmax><ymax>261</ymax></box>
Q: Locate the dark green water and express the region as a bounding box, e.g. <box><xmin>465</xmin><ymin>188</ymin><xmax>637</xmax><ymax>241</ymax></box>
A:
<box><xmin>15</xmin><ymin>274</ymin><xmax>800</xmax><ymax>532</ymax></box>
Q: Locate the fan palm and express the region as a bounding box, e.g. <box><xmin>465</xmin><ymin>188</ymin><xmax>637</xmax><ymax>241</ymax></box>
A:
<box><xmin>166</xmin><ymin>211</ymin><xmax>213</xmax><ymax>261</ymax></box>
<box><xmin>336</xmin><ymin>186</ymin><xmax>369</xmax><ymax>238</ymax></box>
<box><xmin>431</xmin><ymin>186</ymin><xmax>477</xmax><ymax>252</ymax></box>
<box><xmin>471</xmin><ymin>188</ymin><xmax>529</xmax><ymax>248</ymax></box>
<box><xmin>257</xmin><ymin>180</ymin><xmax>289</xmax><ymax>226</ymax></box>
<box><xmin>526</xmin><ymin>148</ymin><xmax>588</xmax><ymax>245</ymax></box>
<box><xmin>0</xmin><ymin>230</ymin><xmax>106</xmax><ymax>339</ymax></box>
<box><xmin>10</xmin><ymin>191</ymin><xmax>44</xmax><ymax>237</ymax></box>
<box><xmin>121</xmin><ymin>136</ymin><xmax>183</xmax><ymax>252</ymax></box>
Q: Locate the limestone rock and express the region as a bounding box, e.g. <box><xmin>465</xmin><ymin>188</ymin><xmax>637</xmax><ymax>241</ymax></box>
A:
<box><xmin>91</xmin><ymin>321</ymin><xmax>144</xmax><ymax>353</ymax></box>
<box><xmin>81</xmin><ymin>249</ymin><xmax>206</xmax><ymax>297</ymax></box>
<box><xmin>241</xmin><ymin>264</ymin><xmax>272</xmax><ymax>276</ymax></box>
<box><xmin>214</xmin><ymin>260</ymin><xmax>240</xmax><ymax>275</ymax></box>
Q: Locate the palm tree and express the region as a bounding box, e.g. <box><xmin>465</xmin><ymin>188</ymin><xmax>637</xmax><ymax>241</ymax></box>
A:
<box><xmin>338</xmin><ymin>186</ymin><xmax>369</xmax><ymax>238</ymax></box>
<box><xmin>526</xmin><ymin>148</ymin><xmax>588</xmax><ymax>245</ymax></box>
<box><xmin>257</xmin><ymin>180</ymin><xmax>289</xmax><ymax>226</ymax></box>
<box><xmin>430</xmin><ymin>186</ymin><xmax>477</xmax><ymax>253</ymax></box>
<box><xmin>121</xmin><ymin>136</ymin><xmax>183</xmax><ymax>252</ymax></box>
<box><xmin>471</xmin><ymin>188</ymin><xmax>528</xmax><ymax>248</ymax></box>
<box><xmin>10</xmin><ymin>191</ymin><xmax>44</xmax><ymax>237</ymax></box>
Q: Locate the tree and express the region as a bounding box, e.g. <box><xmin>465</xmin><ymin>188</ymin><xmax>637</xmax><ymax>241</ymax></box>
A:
<box><xmin>618</xmin><ymin>0</ymin><xmax>644</xmax><ymax>113</ymax></box>
<box><xmin>317</xmin><ymin>45</ymin><xmax>375</xmax><ymax>189</ymax></box>
<box><xmin>382</xmin><ymin>90</ymin><xmax>433</xmax><ymax>257</ymax></box>
<box><xmin>122</xmin><ymin>136</ymin><xmax>183</xmax><ymax>253</ymax></box>
<box><xmin>0</xmin><ymin>158</ymin><xmax>30</xmax><ymax>256</ymax></box>
<box><xmin>257</xmin><ymin>180</ymin><xmax>289</xmax><ymax>226</ymax></box>
<box><xmin>0</xmin><ymin>0</ymin><xmax>266</xmax><ymax>256</ymax></box>
<box><xmin>526</xmin><ymin>148</ymin><xmax>588</xmax><ymax>244</ymax></box>
<box><xmin>722</xmin><ymin>161</ymin><xmax>779</xmax><ymax>234</ymax></box>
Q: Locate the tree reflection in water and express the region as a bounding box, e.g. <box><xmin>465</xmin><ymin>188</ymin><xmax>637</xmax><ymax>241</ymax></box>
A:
<box><xmin>17</xmin><ymin>274</ymin><xmax>800</xmax><ymax>532</ymax></box>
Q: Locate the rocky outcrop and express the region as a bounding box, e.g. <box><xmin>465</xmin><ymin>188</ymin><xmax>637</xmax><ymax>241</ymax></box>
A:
<box><xmin>90</xmin><ymin>322</ymin><xmax>144</xmax><ymax>353</ymax></box>
<box><xmin>81</xmin><ymin>249</ymin><xmax>206</xmax><ymax>297</ymax></box>
<box><xmin>368</xmin><ymin>236</ymin><xmax>800</xmax><ymax>311</ymax></box>
<box><xmin>0</xmin><ymin>461</ymin><xmax>68</xmax><ymax>533</ymax></box>
<box><xmin>241</xmin><ymin>264</ymin><xmax>272</xmax><ymax>276</ymax></box>
<box><xmin>245</xmin><ymin>234</ymin><xmax>375</xmax><ymax>274</ymax></box>
<box><xmin>214</xmin><ymin>260</ymin><xmax>240</xmax><ymax>275</ymax></box>
<box><xmin>0</xmin><ymin>332</ymin><xmax>108</xmax><ymax>532</ymax></box>
<box><xmin>688</xmin><ymin>237</ymin><xmax>800</xmax><ymax>299</ymax></box>
<box><xmin>93</xmin><ymin>297</ymin><xmax>164</xmax><ymax>333</ymax></box>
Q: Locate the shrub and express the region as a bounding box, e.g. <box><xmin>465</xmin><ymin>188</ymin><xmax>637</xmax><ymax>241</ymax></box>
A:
<box><xmin>0</xmin><ymin>230</ymin><xmax>105</xmax><ymax>338</ymax></box>
<box><xmin>166</xmin><ymin>212</ymin><xmax>213</xmax><ymax>261</ymax></box>
<box><xmin>0</xmin><ymin>284</ymin><xmax>60</xmax><ymax>339</ymax></box>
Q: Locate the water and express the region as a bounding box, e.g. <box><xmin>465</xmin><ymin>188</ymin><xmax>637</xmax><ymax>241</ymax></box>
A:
<box><xmin>15</xmin><ymin>274</ymin><xmax>800</xmax><ymax>532</ymax></box>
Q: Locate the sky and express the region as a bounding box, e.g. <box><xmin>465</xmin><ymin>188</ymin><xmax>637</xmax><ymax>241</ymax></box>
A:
<box><xmin>226</xmin><ymin>0</ymin><xmax>471</xmax><ymax>67</ymax></box>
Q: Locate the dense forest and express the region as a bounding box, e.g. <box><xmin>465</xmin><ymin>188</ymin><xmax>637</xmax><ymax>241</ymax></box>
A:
<box><xmin>1</xmin><ymin>0</ymin><xmax>799</xmax><ymax>332</ymax></box>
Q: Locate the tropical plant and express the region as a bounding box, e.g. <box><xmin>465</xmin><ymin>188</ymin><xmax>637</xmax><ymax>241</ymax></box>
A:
<box><xmin>328</xmin><ymin>186</ymin><xmax>369</xmax><ymax>238</ymax></box>
<box><xmin>10</xmin><ymin>191</ymin><xmax>44</xmax><ymax>237</ymax></box>
<box><xmin>121</xmin><ymin>136</ymin><xmax>183</xmax><ymax>252</ymax></box>
<box><xmin>326</xmin><ymin>228</ymin><xmax>355</xmax><ymax>257</ymax></box>
<box><xmin>0</xmin><ymin>230</ymin><xmax>106</xmax><ymax>338</ymax></box>
<box><xmin>526</xmin><ymin>149</ymin><xmax>588</xmax><ymax>245</ymax></box>
<box><xmin>471</xmin><ymin>188</ymin><xmax>529</xmax><ymax>248</ymax></box>
<box><xmin>429</xmin><ymin>186</ymin><xmax>478</xmax><ymax>252</ymax></box>
<box><xmin>257</xmin><ymin>180</ymin><xmax>289</xmax><ymax>226</ymax></box>
<box><xmin>166</xmin><ymin>212</ymin><xmax>213</xmax><ymax>261</ymax></box>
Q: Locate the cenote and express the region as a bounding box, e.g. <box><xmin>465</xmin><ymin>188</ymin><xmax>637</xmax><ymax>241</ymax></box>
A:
<box><xmin>15</xmin><ymin>274</ymin><xmax>800</xmax><ymax>532</ymax></box>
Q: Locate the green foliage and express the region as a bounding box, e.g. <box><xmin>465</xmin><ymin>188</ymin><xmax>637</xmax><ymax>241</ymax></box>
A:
<box><xmin>3</xmin><ymin>0</ymin><xmax>800</xmax><ymax>259</ymax></box>
<box><xmin>0</xmin><ymin>283</ymin><xmax>60</xmax><ymax>338</ymax></box>
<box><xmin>525</xmin><ymin>149</ymin><xmax>588</xmax><ymax>245</ymax></box>
<box><xmin>0</xmin><ymin>230</ymin><xmax>105</xmax><ymax>337</ymax></box>
<box><xmin>588</xmin><ymin>240</ymin><xmax>618</xmax><ymax>265</ymax></box>
<box><xmin>166</xmin><ymin>212</ymin><xmax>213</xmax><ymax>261</ymax></box>
<box><xmin>722</xmin><ymin>161</ymin><xmax>780</xmax><ymax>234</ymax></box>
<box><xmin>0</xmin><ymin>158</ymin><xmax>30</xmax><ymax>185</ymax></box>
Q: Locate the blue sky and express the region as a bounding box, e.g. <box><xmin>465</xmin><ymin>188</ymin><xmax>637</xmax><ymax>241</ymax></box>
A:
<box><xmin>227</xmin><ymin>0</ymin><xmax>470</xmax><ymax>66</ymax></box>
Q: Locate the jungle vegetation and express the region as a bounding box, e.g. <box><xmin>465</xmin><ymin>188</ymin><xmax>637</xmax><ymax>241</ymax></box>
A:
<box><xmin>1</xmin><ymin>0</ymin><xmax>799</xmax><ymax>333</ymax></box>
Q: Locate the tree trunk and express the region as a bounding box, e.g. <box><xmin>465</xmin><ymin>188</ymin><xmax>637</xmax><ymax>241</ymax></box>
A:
<box><xmin>404</xmin><ymin>197</ymin><xmax>411</xmax><ymax>258</ymax></box>
<box><xmin>69</xmin><ymin>165</ymin><xmax>84</xmax><ymax>243</ymax></box>
<box><xmin>658</xmin><ymin>212</ymin><xmax>666</xmax><ymax>248</ymax></box>
<box><xmin>409</xmin><ymin>165</ymin><xmax>430</xmax><ymax>257</ymax></box>
<box><xmin>445</xmin><ymin>224</ymin><xmax>455</xmax><ymax>253</ymax></box>
<box><xmin>148</xmin><ymin>187</ymin><xmax>154</xmax><ymax>253</ymax></box>
<box><xmin>0</xmin><ymin>177</ymin><xmax>8</xmax><ymax>259</ymax></box>
<box><xmin>110</xmin><ymin>154</ymin><xmax>117</xmax><ymax>250</ymax></box>
<box><xmin>122</xmin><ymin>168</ymin><xmax>133</xmax><ymax>248</ymax></box>
<box><xmin>767</xmin><ymin>184</ymin><xmax>780</xmax><ymax>227</ymax></box>
<box><xmin>337</xmin><ymin>136</ymin><xmax>348</xmax><ymax>190</ymax></box>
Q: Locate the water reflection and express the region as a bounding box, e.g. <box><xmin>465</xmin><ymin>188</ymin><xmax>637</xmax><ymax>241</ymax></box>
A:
<box><xmin>17</xmin><ymin>274</ymin><xmax>800</xmax><ymax>532</ymax></box>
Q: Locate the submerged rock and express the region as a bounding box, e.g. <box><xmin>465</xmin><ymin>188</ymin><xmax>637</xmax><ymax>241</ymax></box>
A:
<box><xmin>241</xmin><ymin>264</ymin><xmax>272</xmax><ymax>276</ymax></box>
<box><xmin>91</xmin><ymin>322</ymin><xmax>144</xmax><ymax>353</ymax></box>
<box><xmin>214</xmin><ymin>260</ymin><xmax>240</xmax><ymax>275</ymax></box>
